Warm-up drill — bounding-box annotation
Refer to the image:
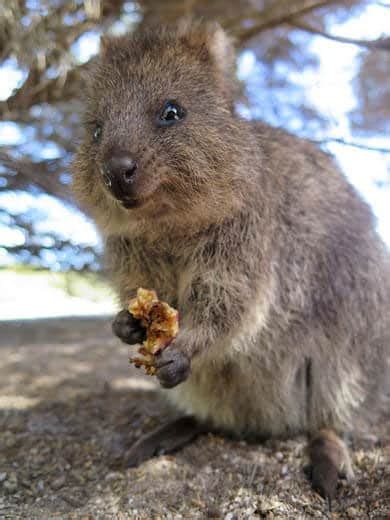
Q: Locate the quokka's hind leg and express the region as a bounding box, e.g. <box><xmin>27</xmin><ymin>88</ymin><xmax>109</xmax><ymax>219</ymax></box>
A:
<box><xmin>125</xmin><ymin>416</ymin><xmax>209</xmax><ymax>468</ymax></box>
<box><xmin>307</xmin><ymin>429</ymin><xmax>354</xmax><ymax>510</ymax></box>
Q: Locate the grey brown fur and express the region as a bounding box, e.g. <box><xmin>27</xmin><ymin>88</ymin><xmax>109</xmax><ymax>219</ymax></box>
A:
<box><xmin>72</xmin><ymin>20</ymin><xmax>390</xmax><ymax>499</ymax></box>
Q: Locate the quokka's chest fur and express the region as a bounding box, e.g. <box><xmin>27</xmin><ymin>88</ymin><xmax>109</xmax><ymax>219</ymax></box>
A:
<box><xmin>166</xmin><ymin>348</ymin><xmax>308</xmax><ymax>438</ymax></box>
<box><xmin>114</xmin><ymin>229</ymin><xmax>380</xmax><ymax>438</ymax></box>
<box><xmin>166</xmin><ymin>332</ymin><xmax>366</xmax><ymax>438</ymax></box>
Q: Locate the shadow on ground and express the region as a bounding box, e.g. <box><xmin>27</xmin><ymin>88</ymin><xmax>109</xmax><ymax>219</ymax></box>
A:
<box><xmin>0</xmin><ymin>317</ymin><xmax>388</xmax><ymax>518</ymax></box>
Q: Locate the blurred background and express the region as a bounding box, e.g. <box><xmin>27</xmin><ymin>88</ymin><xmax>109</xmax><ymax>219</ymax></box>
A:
<box><xmin>0</xmin><ymin>0</ymin><xmax>389</xmax><ymax>320</ymax></box>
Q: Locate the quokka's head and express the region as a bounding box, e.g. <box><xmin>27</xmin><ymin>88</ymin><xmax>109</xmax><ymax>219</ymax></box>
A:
<box><xmin>73</xmin><ymin>20</ymin><xmax>252</xmax><ymax>235</ymax></box>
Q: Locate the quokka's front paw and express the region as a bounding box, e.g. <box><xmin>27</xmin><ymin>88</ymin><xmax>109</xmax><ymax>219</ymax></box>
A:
<box><xmin>154</xmin><ymin>347</ymin><xmax>191</xmax><ymax>388</ymax></box>
<box><xmin>112</xmin><ymin>309</ymin><xmax>146</xmax><ymax>345</ymax></box>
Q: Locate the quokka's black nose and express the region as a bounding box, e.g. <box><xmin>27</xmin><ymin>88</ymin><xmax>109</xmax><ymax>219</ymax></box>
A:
<box><xmin>101</xmin><ymin>154</ymin><xmax>139</xmax><ymax>202</ymax></box>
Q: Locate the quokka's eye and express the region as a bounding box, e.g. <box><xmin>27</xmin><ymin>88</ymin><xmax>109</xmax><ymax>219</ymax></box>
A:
<box><xmin>158</xmin><ymin>101</ymin><xmax>186</xmax><ymax>126</ymax></box>
<box><xmin>93</xmin><ymin>124</ymin><xmax>102</xmax><ymax>142</ymax></box>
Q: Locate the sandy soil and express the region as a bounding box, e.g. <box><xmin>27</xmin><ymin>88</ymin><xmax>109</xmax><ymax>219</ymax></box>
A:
<box><xmin>0</xmin><ymin>317</ymin><xmax>388</xmax><ymax>519</ymax></box>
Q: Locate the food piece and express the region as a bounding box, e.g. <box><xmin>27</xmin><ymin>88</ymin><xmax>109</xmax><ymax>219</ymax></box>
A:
<box><xmin>128</xmin><ymin>288</ymin><xmax>179</xmax><ymax>375</ymax></box>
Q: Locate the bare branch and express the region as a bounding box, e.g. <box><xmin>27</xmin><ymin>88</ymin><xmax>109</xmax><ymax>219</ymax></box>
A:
<box><xmin>290</xmin><ymin>20</ymin><xmax>390</xmax><ymax>50</ymax></box>
<box><xmin>0</xmin><ymin>61</ymin><xmax>91</xmax><ymax>119</ymax></box>
<box><xmin>0</xmin><ymin>1</ymin><xmax>126</xmax><ymax>118</ymax></box>
<box><xmin>311</xmin><ymin>137</ymin><xmax>390</xmax><ymax>153</ymax></box>
<box><xmin>0</xmin><ymin>151</ymin><xmax>74</xmax><ymax>203</ymax></box>
<box><xmin>232</xmin><ymin>0</ymin><xmax>346</xmax><ymax>46</ymax></box>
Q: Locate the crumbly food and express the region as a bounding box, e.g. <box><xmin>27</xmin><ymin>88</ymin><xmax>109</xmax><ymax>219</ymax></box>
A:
<box><xmin>128</xmin><ymin>288</ymin><xmax>179</xmax><ymax>375</ymax></box>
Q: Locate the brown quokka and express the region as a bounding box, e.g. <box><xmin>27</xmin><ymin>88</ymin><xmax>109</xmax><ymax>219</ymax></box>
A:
<box><xmin>73</xmin><ymin>20</ymin><xmax>390</xmax><ymax>505</ymax></box>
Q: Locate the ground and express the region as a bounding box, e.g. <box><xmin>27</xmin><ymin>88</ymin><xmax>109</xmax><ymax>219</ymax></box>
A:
<box><xmin>0</xmin><ymin>317</ymin><xmax>388</xmax><ymax>519</ymax></box>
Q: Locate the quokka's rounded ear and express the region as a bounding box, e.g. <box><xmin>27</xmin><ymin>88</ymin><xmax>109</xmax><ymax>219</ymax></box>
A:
<box><xmin>204</xmin><ymin>22</ymin><xmax>236</xmax><ymax>74</ymax></box>
<box><xmin>177</xmin><ymin>19</ymin><xmax>236</xmax><ymax>74</ymax></box>
<box><xmin>99</xmin><ymin>35</ymin><xmax>111</xmax><ymax>54</ymax></box>
<box><xmin>77</xmin><ymin>55</ymin><xmax>101</xmax><ymax>99</ymax></box>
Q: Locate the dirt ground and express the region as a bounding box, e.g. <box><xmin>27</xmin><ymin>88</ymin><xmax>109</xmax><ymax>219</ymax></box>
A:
<box><xmin>0</xmin><ymin>317</ymin><xmax>388</xmax><ymax>519</ymax></box>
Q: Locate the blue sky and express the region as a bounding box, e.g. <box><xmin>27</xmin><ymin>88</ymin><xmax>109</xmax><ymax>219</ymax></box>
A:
<box><xmin>0</xmin><ymin>3</ymin><xmax>389</xmax><ymax>270</ymax></box>
<box><xmin>237</xmin><ymin>3</ymin><xmax>390</xmax><ymax>245</ymax></box>
<box><xmin>307</xmin><ymin>5</ymin><xmax>389</xmax><ymax>245</ymax></box>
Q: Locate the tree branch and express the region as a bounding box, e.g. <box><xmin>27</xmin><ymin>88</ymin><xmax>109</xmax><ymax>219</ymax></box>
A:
<box><xmin>311</xmin><ymin>137</ymin><xmax>390</xmax><ymax>153</ymax></box>
<box><xmin>290</xmin><ymin>20</ymin><xmax>390</xmax><ymax>50</ymax></box>
<box><xmin>232</xmin><ymin>0</ymin><xmax>346</xmax><ymax>46</ymax></box>
<box><xmin>0</xmin><ymin>61</ymin><xmax>91</xmax><ymax>119</ymax></box>
<box><xmin>0</xmin><ymin>1</ymin><xmax>126</xmax><ymax>118</ymax></box>
<box><xmin>0</xmin><ymin>151</ymin><xmax>74</xmax><ymax>203</ymax></box>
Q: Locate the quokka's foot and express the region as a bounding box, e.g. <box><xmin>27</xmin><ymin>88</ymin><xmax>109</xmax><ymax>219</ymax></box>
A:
<box><xmin>125</xmin><ymin>416</ymin><xmax>208</xmax><ymax>468</ymax></box>
<box><xmin>307</xmin><ymin>429</ymin><xmax>354</xmax><ymax>510</ymax></box>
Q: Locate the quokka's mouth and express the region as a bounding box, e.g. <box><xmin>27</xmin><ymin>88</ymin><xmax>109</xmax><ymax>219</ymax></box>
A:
<box><xmin>121</xmin><ymin>197</ymin><xmax>143</xmax><ymax>209</ymax></box>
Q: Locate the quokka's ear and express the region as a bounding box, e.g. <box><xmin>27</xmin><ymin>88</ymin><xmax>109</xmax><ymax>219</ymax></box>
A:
<box><xmin>178</xmin><ymin>19</ymin><xmax>236</xmax><ymax>75</ymax></box>
<box><xmin>76</xmin><ymin>35</ymin><xmax>110</xmax><ymax>89</ymax></box>
<box><xmin>204</xmin><ymin>22</ymin><xmax>236</xmax><ymax>74</ymax></box>
<box><xmin>78</xmin><ymin>52</ymin><xmax>103</xmax><ymax>99</ymax></box>
<box><xmin>99</xmin><ymin>35</ymin><xmax>111</xmax><ymax>55</ymax></box>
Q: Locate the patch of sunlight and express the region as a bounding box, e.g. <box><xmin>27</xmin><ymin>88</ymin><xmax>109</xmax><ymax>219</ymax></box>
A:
<box><xmin>141</xmin><ymin>457</ymin><xmax>179</xmax><ymax>476</ymax></box>
<box><xmin>0</xmin><ymin>395</ymin><xmax>40</xmax><ymax>409</ymax></box>
<box><xmin>70</xmin><ymin>362</ymin><xmax>95</xmax><ymax>374</ymax></box>
<box><xmin>111</xmin><ymin>377</ymin><xmax>158</xmax><ymax>392</ymax></box>
<box><xmin>0</xmin><ymin>268</ymin><xmax>117</xmax><ymax>320</ymax></box>
<box><xmin>33</xmin><ymin>375</ymin><xmax>63</xmax><ymax>388</ymax></box>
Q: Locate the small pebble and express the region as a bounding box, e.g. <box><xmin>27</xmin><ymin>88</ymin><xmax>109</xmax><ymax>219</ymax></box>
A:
<box><xmin>280</xmin><ymin>465</ymin><xmax>289</xmax><ymax>476</ymax></box>
<box><xmin>275</xmin><ymin>452</ymin><xmax>284</xmax><ymax>461</ymax></box>
<box><xmin>206</xmin><ymin>507</ymin><xmax>220</xmax><ymax>518</ymax></box>
<box><xmin>5</xmin><ymin>438</ymin><xmax>17</xmax><ymax>449</ymax></box>
<box><xmin>51</xmin><ymin>475</ymin><xmax>66</xmax><ymax>490</ymax></box>
<box><xmin>0</xmin><ymin>473</ymin><xmax>7</xmax><ymax>483</ymax></box>
<box><xmin>346</xmin><ymin>506</ymin><xmax>359</xmax><ymax>518</ymax></box>
<box><xmin>3</xmin><ymin>479</ymin><xmax>18</xmax><ymax>493</ymax></box>
<box><xmin>104</xmin><ymin>471</ymin><xmax>124</xmax><ymax>481</ymax></box>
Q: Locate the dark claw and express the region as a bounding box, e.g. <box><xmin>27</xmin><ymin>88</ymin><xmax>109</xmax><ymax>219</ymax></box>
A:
<box><xmin>154</xmin><ymin>348</ymin><xmax>190</xmax><ymax>388</ymax></box>
<box><xmin>112</xmin><ymin>309</ymin><xmax>146</xmax><ymax>345</ymax></box>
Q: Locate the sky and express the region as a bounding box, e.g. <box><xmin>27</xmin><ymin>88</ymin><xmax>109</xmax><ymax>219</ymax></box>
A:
<box><xmin>236</xmin><ymin>3</ymin><xmax>390</xmax><ymax>245</ymax></box>
<box><xmin>0</xmin><ymin>2</ymin><xmax>389</xmax><ymax>269</ymax></box>
<box><xmin>304</xmin><ymin>5</ymin><xmax>390</xmax><ymax>245</ymax></box>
